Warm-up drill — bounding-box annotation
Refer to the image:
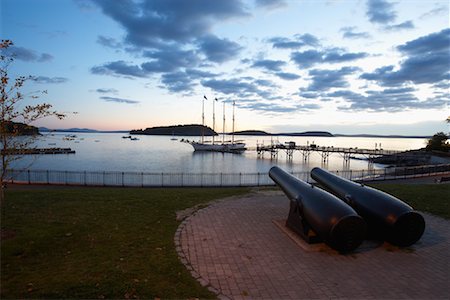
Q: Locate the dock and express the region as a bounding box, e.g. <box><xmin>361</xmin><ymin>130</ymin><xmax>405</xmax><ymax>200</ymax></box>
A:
<box><xmin>256</xmin><ymin>142</ymin><xmax>401</xmax><ymax>164</ymax></box>
<box><xmin>1</xmin><ymin>147</ymin><xmax>76</xmax><ymax>155</ymax></box>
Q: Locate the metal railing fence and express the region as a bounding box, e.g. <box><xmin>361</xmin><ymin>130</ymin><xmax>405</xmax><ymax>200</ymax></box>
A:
<box><xmin>4</xmin><ymin>164</ymin><xmax>450</xmax><ymax>187</ymax></box>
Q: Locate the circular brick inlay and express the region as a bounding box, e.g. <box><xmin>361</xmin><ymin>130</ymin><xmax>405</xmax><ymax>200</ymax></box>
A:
<box><xmin>175</xmin><ymin>191</ymin><xmax>450</xmax><ymax>299</ymax></box>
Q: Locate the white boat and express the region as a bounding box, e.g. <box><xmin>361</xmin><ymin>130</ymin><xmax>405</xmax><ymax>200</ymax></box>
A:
<box><xmin>187</xmin><ymin>96</ymin><xmax>246</xmax><ymax>153</ymax></box>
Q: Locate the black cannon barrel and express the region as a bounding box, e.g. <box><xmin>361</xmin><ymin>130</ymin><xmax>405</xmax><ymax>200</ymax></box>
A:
<box><xmin>269</xmin><ymin>166</ymin><xmax>366</xmax><ymax>252</ymax></box>
<box><xmin>310</xmin><ymin>167</ymin><xmax>425</xmax><ymax>247</ymax></box>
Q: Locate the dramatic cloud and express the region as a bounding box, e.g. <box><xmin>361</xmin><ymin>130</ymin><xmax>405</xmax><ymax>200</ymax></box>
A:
<box><xmin>384</xmin><ymin>20</ymin><xmax>414</xmax><ymax>31</ymax></box>
<box><xmin>239</xmin><ymin>101</ymin><xmax>319</xmax><ymax>114</ymax></box>
<box><xmin>159</xmin><ymin>69</ymin><xmax>217</xmax><ymax>93</ymax></box>
<box><xmin>291</xmin><ymin>49</ymin><xmax>368</xmax><ymax>68</ymax></box>
<box><xmin>196</xmin><ymin>35</ymin><xmax>242</xmax><ymax>63</ymax></box>
<box><xmin>100</xmin><ymin>96</ymin><xmax>139</xmax><ymax>104</ymax></box>
<box><xmin>255</xmin><ymin>0</ymin><xmax>287</xmax><ymax>9</ymax></box>
<box><xmin>97</xmin><ymin>35</ymin><xmax>122</xmax><ymax>49</ymax></box>
<box><xmin>275</xmin><ymin>72</ymin><xmax>301</xmax><ymax>80</ymax></box>
<box><xmin>33</xmin><ymin>76</ymin><xmax>68</xmax><ymax>84</ymax></box>
<box><xmin>201</xmin><ymin>77</ymin><xmax>277</xmax><ymax>99</ymax></box>
<box><xmin>340</xmin><ymin>27</ymin><xmax>371</xmax><ymax>39</ymax></box>
<box><xmin>361</xmin><ymin>28</ymin><xmax>450</xmax><ymax>86</ymax></box>
<box><xmin>252</xmin><ymin>59</ymin><xmax>286</xmax><ymax>72</ymax></box>
<box><xmin>142</xmin><ymin>47</ymin><xmax>200</xmax><ymax>73</ymax></box>
<box><xmin>269</xmin><ymin>34</ymin><xmax>320</xmax><ymax>49</ymax></box>
<box><xmin>92</xmin><ymin>0</ymin><xmax>248</xmax><ymax>46</ymax></box>
<box><xmin>303</xmin><ymin>66</ymin><xmax>361</xmax><ymax>92</ymax></box>
<box><xmin>3</xmin><ymin>46</ymin><xmax>53</xmax><ymax>62</ymax></box>
<box><xmin>332</xmin><ymin>87</ymin><xmax>447</xmax><ymax>112</ymax></box>
<box><xmin>366</xmin><ymin>0</ymin><xmax>396</xmax><ymax>24</ymax></box>
<box><xmin>91</xmin><ymin>61</ymin><xmax>148</xmax><ymax>78</ymax></box>
<box><xmin>96</xmin><ymin>88</ymin><xmax>119</xmax><ymax>94</ymax></box>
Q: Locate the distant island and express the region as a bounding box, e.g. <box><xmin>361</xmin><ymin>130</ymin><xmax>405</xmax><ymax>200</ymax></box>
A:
<box><xmin>233</xmin><ymin>130</ymin><xmax>334</xmax><ymax>137</ymax></box>
<box><xmin>130</xmin><ymin>124</ymin><xmax>218</xmax><ymax>136</ymax></box>
<box><xmin>233</xmin><ymin>130</ymin><xmax>270</xmax><ymax>135</ymax></box>
<box><xmin>39</xmin><ymin>127</ymin><xmax>128</xmax><ymax>133</ymax></box>
<box><xmin>3</xmin><ymin>121</ymin><xmax>39</xmax><ymax>135</ymax></box>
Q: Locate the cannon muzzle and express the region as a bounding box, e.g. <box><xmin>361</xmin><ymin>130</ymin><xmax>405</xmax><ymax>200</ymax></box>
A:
<box><xmin>269</xmin><ymin>166</ymin><xmax>366</xmax><ymax>252</ymax></box>
<box><xmin>311</xmin><ymin>167</ymin><xmax>425</xmax><ymax>247</ymax></box>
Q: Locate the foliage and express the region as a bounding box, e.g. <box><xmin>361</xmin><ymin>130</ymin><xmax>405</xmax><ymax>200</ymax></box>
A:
<box><xmin>425</xmin><ymin>132</ymin><xmax>449</xmax><ymax>152</ymax></box>
<box><xmin>0</xmin><ymin>40</ymin><xmax>65</xmax><ymax>203</ymax></box>
<box><xmin>1</xmin><ymin>186</ymin><xmax>250</xmax><ymax>299</ymax></box>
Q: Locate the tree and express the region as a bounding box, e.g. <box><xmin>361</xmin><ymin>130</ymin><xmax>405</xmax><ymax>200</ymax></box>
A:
<box><xmin>426</xmin><ymin>132</ymin><xmax>449</xmax><ymax>152</ymax></box>
<box><xmin>1</xmin><ymin>40</ymin><xmax>65</xmax><ymax>204</ymax></box>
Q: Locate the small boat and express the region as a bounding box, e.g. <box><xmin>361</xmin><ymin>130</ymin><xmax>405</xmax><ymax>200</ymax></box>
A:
<box><xmin>122</xmin><ymin>136</ymin><xmax>132</xmax><ymax>139</ymax></box>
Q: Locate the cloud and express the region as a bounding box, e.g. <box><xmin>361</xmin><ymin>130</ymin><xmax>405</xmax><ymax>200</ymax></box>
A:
<box><xmin>201</xmin><ymin>76</ymin><xmax>278</xmax><ymax>99</ymax></box>
<box><xmin>384</xmin><ymin>20</ymin><xmax>414</xmax><ymax>31</ymax></box>
<box><xmin>33</xmin><ymin>76</ymin><xmax>68</xmax><ymax>84</ymax></box>
<box><xmin>97</xmin><ymin>35</ymin><xmax>122</xmax><ymax>49</ymax></box>
<box><xmin>303</xmin><ymin>66</ymin><xmax>361</xmax><ymax>92</ymax></box>
<box><xmin>239</xmin><ymin>101</ymin><xmax>319</xmax><ymax>114</ymax></box>
<box><xmin>291</xmin><ymin>49</ymin><xmax>368</xmax><ymax>68</ymax></box>
<box><xmin>254</xmin><ymin>0</ymin><xmax>286</xmax><ymax>9</ymax></box>
<box><xmin>3</xmin><ymin>46</ymin><xmax>53</xmax><ymax>62</ymax></box>
<box><xmin>100</xmin><ymin>96</ymin><xmax>139</xmax><ymax>104</ymax></box>
<box><xmin>142</xmin><ymin>47</ymin><xmax>200</xmax><ymax>73</ymax></box>
<box><xmin>331</xmin><ymin>87</ymin><xmax>447</xmax><ymax>112</ymax></box>
<box><xmin>269</xmin><ymin>34</ymin><xmax>320</xmax><ymax>49</ymax></box>
<box><xmin>160</xmin><ymin>72</ymin><xmax>197</xmax><ymax>93</ymax></box>
<box><xmin>92</xmin><ymin>0</ymin><xmax>248</xmax><ymax>46</ymax></box>
<box><xmin>96</xmin><ymin>88</ymin><xmax>119</xmax><ymax>94</ymax></box>
<box><xmin>340</xmin><ymin>27</ymin><xmax>371</xmax><ymax>39</ymax></box>
<box><xmin>420</xmin><ymin>5</ymin><xmax>448</xmax><ymax>19</ymax></box>
<box><xmin>366</xmin><ymin>0</ymin><xmax>396</xmax><ymax>24</ymax></box>
<box><xmin>360</xmin><ymin>28</ymin><xmax>450</xmax><ymax>86</ymax></box>
<box><xmin>91</xmin><ymin>60</ymin><xmax>148</xmax><ymax>78</ymax></box>
<box><xmin>196</xmin><ymin>35</ymin><xmax>242</xmax><ymax>63</ymax></box>
<box><xmin>275</xmin><ymin>72</ymin><xmax>301</xmax><ymax>80</ymax></box>
<box><xmin>252</xmin><ymin>59</ymin><xmax>286</xmax><ymax>72</ymax></box>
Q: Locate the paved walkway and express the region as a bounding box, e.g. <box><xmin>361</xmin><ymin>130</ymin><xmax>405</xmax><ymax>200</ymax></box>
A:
<box><xmin>175</xmin><ymin>190</ymin><xmax>449</xmax><ymax>299</ymax></box>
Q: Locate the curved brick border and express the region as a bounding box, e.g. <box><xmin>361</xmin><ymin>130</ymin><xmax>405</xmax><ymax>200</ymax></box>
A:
<box><xmin>175</xmin><ymin>191</ymin><xmax>449</xmax><ymax>299</ymax></box>
<box><xmin>174</xmin><ymin>199</ymin><xmax>233</xmax><ymax>300</ymax></box>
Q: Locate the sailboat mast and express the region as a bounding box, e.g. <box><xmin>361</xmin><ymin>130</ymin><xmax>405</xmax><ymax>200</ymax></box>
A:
<box><xmin>232</xmin><ymin>100</ymin><xmax>235</xmax><ymax>144</ymax></box>
<box><xmin>212</xmin><ymin>98</ymin><xmax>216</xmax><ymax>144</ymax></box>
<box><xmin>202</xmin><ymin>95</ymin><xmax>206</xmax><ymax>143</ymax></box>
<box><xmin>222</xmin><ymin>101</ymin><xmax>226</xmax><ymax>144</ymax></box>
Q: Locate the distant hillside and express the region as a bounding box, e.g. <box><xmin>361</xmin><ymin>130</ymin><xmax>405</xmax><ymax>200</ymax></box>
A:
<box><xmin>3</xmin><ymin>121</ymin><xmax>40</xmax><ymax>135</ymax></box>
<box><xmin>130</xmin><ymin>124</ymin><xmax>218</xmax><ymax>136</ymax></box>
<box><xmin>233</xmin><ymin>130</ymin><xmax>270</xmax><ymax>136</ymax></box>
<box><xmin>334</xmin><ymin>134</ymin><xmax>431</xmax><ymax>139</ymax></box>
<box><xmin>277</xmin><ymin>131</ymin><xmax>334</xmax><ymax>137</ymax></box>
<box><xmin>39</xmin><ymin>127</ymin><xmax>128</xmax><ymax>133</ymax></box>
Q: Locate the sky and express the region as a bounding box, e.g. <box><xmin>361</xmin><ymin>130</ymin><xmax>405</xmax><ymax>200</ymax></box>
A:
<box><xmin>1</xmin><ymin>0</ymin><xmax>449</xmax><ymax>135</ymax></box>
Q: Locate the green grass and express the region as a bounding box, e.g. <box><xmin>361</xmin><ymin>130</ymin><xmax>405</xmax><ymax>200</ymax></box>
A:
<box><xmin>1</xmin><ymin>187</ymin><xmax>250</xmax><ymax>299</ymax></box>
<box><xmin>368</xmin><ymin>183</ymin><xmax>450</xmax><ymax>219</ymax></box>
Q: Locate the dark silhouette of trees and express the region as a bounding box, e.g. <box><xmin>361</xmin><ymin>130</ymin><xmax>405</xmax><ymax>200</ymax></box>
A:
<box><xmin>1</xmin><ymin>40</ymin><xmax>65</xmax><ymax>204</ymax></box>
<box><xmin>426</xmin><ymin>132</ymin><xmax>449</xmax><ymax>152</ymax></box>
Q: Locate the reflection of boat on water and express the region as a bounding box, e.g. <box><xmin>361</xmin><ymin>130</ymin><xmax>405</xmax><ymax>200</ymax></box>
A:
<box><xmin>187</xmin><ymin>96</ymin><xmax>246</xmax><ymax>153</ymax></box>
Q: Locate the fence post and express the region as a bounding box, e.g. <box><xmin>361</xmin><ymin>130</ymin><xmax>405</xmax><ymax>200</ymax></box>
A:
<box><xmin>84</xmin><ymin>171</ymin><xmax>87</xmax><ymax>186</ymax></box>
<box><xmin>257</xmin><ymin>172</ymin><xmax>260</xmax><ymax>186</ymax></box>
<box><xmin>122</xmin><ymin>172</ymin><xmax>124</xmax><ymax>187</ymax></box>
<box><xmin>181</xmin><ymin>173</ymin><xmax>184</xmax><ymax>187</ymax></box>
<box><xmin>103</xmin><ymin>171</ymin><xmax>105</xmax><ymax>187</ymax></box>
<box><xmin>141</xmin><ymin>172</ymin><xmax>144</xmax><ymax>187</ymax></box>
<box><xmin>220</xmin><ymin>173</ymin><xmax>223</xmax><ymax>187</ymax></box>
<box><xmin>65</xmin><ymin>171</ymin><xmax>68</xmax><ymax>185</ymax></box>
<box><xmin>28</xmin><ymin>170</ymin><xmax>31</xmax><ymax>184</ymax></box>
<box><xmin>46</xmin><ymin>170</ymin><xmax>49</xmax><ymax>185</ymax></box>
<box><xmin>239</xmin><ymin>173</ymin><xmax>242</xmax><ymax>186</ymax></box>
<box><xmin>161</xmin><ymin>172</ymin><xmax>164</xmax><ymax>187</ymax></box>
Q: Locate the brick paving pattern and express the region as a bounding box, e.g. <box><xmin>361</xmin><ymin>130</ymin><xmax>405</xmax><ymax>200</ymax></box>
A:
<box><xmin>175</xmin><ymin>191</ymin><xmax>450</xmax><ymax>299</ymax></box>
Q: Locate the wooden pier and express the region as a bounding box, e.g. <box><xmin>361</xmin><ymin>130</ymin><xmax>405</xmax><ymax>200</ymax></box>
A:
<box><xmin>1</xmin><ymin>147</ymin><xmax>75</xmax><ymax>155</ymax></box>
<box><xmin>256</xmin><ymin>142</ymin><xmax>401</xmax><ymax>164</ymax></box>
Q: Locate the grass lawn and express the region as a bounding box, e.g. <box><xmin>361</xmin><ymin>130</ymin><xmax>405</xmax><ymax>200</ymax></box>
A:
<box><xmin>368</xmin><ymin>183</ymin><xmax>450</xmax><ymax>219</ymax></box>
<box><xmin>1</xmin><ymin>186</ymin><xmax>250</xmax><ymax>299</ymax></box>
<box><xmin>1</xmin><ymin>183</ymin><xmax>448</xmax><ymax>299</ymax></box>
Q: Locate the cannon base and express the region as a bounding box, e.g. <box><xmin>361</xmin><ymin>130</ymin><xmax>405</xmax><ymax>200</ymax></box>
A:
<box><xmin>286</xmin><ymin>201</ymin><xmax>322</xmax><ymax>244</ymax></box>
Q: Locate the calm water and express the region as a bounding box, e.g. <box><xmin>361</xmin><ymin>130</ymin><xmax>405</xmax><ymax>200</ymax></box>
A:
<box><xmin>11</xmin><ymin>132</ymin><xmax>427</xmax><ymax>173</ymax></box>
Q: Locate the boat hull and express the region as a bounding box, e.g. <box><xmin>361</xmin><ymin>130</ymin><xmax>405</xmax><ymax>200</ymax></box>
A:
<box><xmin>190</xmin><ymin>142</ymin><xmax>246</xmax><ymax>153</ymax></box>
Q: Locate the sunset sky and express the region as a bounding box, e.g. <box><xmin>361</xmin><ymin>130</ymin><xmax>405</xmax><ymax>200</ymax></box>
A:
<box><xmin>2</xmin><ymin>0</ymin><xmax>449</xmax><ymax>135</ymax></box>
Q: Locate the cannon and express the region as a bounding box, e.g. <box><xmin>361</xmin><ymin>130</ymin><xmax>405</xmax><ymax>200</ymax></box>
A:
<box><xmin>310</xmin><ymin>167</ymin><xmax>425</xmax><ymax>247</ymax></box>
<box><xmin>269</xmin><ymin>166</ymin><xmax>366</xmax><ymax>252</ymax></box>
